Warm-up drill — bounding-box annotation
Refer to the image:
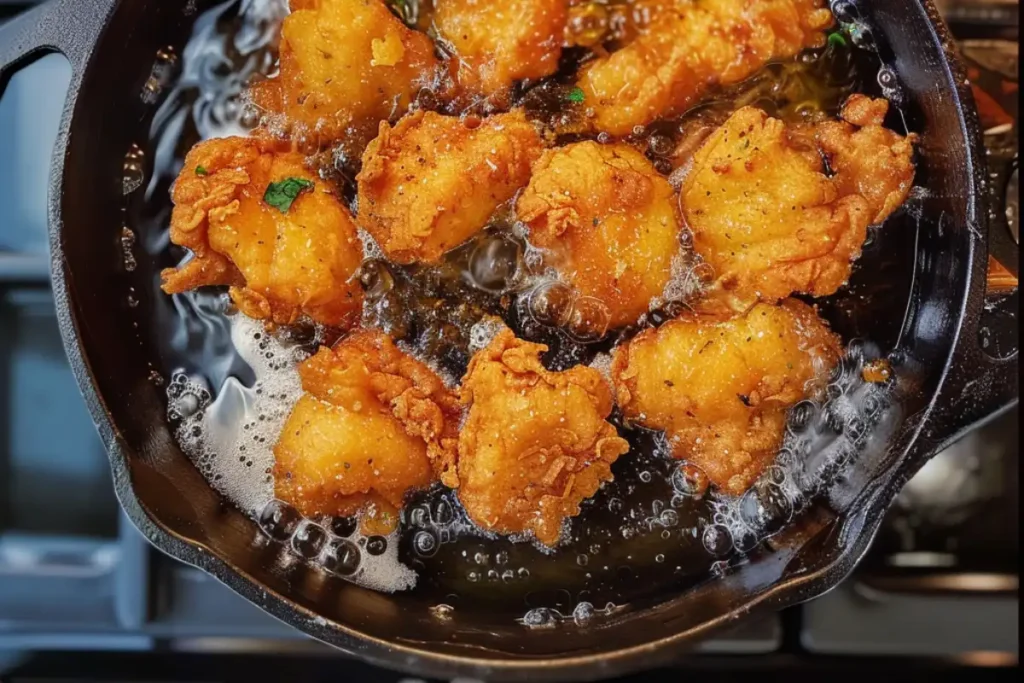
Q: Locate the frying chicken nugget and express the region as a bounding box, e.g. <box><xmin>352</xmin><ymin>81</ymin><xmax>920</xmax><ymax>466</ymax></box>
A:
<box><xmin>577</xmin><ymin>0</ymin><xmax>833</xmax><ymax>135</ymax></box>
<box><xmin>249</xmin><ymin>0</ymin><xmax>439</xmax><ymax>148</ymax></box>
<box><xmin>816</xmin><ymin>94</ymin><xmax>917</xmax><ymax>224</ymax></box>
<box><xmin>434</xmin><ymin>0</ymin><xmax>569</xmax><ymax>101</ymax></box>
<box><xmin>612</xmin><ymin>299</ymin><xmax>840</xmax><ymax>496</ymax></box>
<box><xmin>517</xmin><ymin>141</ymin><xmax>683</xmax><ymax>329</ymax></box>
<box><xmin>357</xmin><ymin>109</ymin><xmax>543</xmax><ymax>264</ymax></box>
<box><xmin>274</xmin><ymin>330</ymin><xmax>460</xmax><ymax>530</ymax></box>
<box><xmin>682</xmin><ymin>97</ymin><xmax>915</xmax><ymax>314</ymax></box>
<box><xmin>161</xmin><ymin>136</ymin><xmax>363</xmax><ymax>328</ymax></box>
<box><xmin>451</xmin><ymin>329</ymin><xmax>630</xmax><ymax>546</ymax></box>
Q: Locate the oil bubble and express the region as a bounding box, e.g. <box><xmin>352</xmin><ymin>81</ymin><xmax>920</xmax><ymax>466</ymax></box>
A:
<box><xmin>787</xmin><ymin>400</ymin><xmax>817</xmax><ymax>432</ymax></box>
<box><xmin>467</xmin><ymin>233</ymin><xmax>522</xmax><ymax>292</ymax></box>
<box><xmin>430</xmin><ymin>604</ymin><xmax>455</xmax><ymax>621</ymax></box>
<box><xmin>566</xmin><ymin>296</ymin><xmax>611</xmax><ymax>343</ymax></box>
<box><xmin>521</xmin><ymin>607</ymin><xmax>558</xmax><ymax>629</ymax></box>
<box><xmin>366</xmin><ymin>536</ymin><xmax>388</xmax><ymax>556</ymax></box>
<box><xmin>322</xmin><ymin>538</ymin><xmax>361</xmax><ymax>576</ymax></box>
<box><xmin>572</xmin><ymin>601</ymin><xmax>595</xmax><ymax>626</ymax></box>
<box><xmin>528</xmin><ymin>281</ymin><xmax>574</xmax><ymax>327</ymax></box>
<box><xmin>258</xmin><ymin>500</ymin><xmax>301</xmax><ymax>541</ymax></box>
<box><xmin>739</xmin><ymin>482</ymin><xmax>793</xmax><ymax>534</ymax></box>
<box><xmin>671</xmin><ymin>463</ymin><xmax>710</xmax><ymax>498</ymax></box>
<box><xmin>648</xmin><ymin>133</ymin><xmax>675</xmax><ymax>157</ymax></box>
<box><xmin>701</xmin><ymin>524</ymin><xmax>733</xmax><ymax>557</ymax></box>
<box><xmin>291</xmin><ymin>521</ymin><xmax>327</xmax><ymax>558</ymax></box>
<box><xmin>357</xmin><ymin>259</ymin><xmax>395</xmax><ymax>297</ymax></box>
<box><xmin>413</xmin><ymin>530</ymin><xmax>439</xmax><ymax>557</ymax></box>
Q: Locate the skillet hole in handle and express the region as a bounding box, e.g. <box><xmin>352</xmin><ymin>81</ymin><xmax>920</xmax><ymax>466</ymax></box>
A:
<box><xmin>978</xmin><ymin>156</ymin><xmax>1018</xmax><ymax>362</ymax></box>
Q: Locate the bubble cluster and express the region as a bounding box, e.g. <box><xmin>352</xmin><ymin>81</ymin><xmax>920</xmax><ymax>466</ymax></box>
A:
<box><xmin>256</xmin><ymin>499</ymin><xmax>415</xmax><ymax>590</ymax></box>
<box><xmin>120</xmin><ymin>227</ymin><xmax>138</xmax><ymax>273</ymax></box>
<box><xmin>651</xmin><ymin>253</ymin><xmax>713</xmax><ymax>312</ymax></box>
<box><xmin>169</xmin><ymin>314</ymin><xmax>416</xmax><ymax>592</ymax></box>
<box><xmin>523</xmin><ymin>280</ymin><xmax>611</xmax><ymax>343</ymax></box>
<box><xmin>671</xmin><ymin>463</ymin><xmax>710</xmax><ymax>499</ymax></box>
<box><xmin>468</xmin><ymin>317</ymin><xmax>506</xmax><ymax>354</ymax></box>
<box><xmin>405</xmin><ymin>494</ymin><xmax>468</xmax><ymax>558</ymax></box>
<box><xmin>171</xmin><ymin>315</ymin><xmax>297</xmax><ymax>513</ymax></box>
<box><xmin>517</xmin><ymin>602</ymin><xmax>622</xmax><ymax>630</ymax></box>
<box><xmin>141</xmin><ymin>47</ymin><xmax>179</xmax><ymax>105</ymax></box>
<box><xmin>122</xmin><ymin>144</ymin><xmax>146</xmax><ymax>195</ymax></box>
<box><xmin>166</xmin><ymin>373</ymin><xmax>211</xmax><ymax>422</ymax></box>
<box><xmin>698</xmin><ymin>339</ymin><xmax>897</xmax><ymax>556</ymax></box>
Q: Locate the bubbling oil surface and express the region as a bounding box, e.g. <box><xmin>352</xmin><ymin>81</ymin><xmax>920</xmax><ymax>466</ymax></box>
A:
<box><xmin>132</xmin><ymin>0</ymin><xmax>915</xmax><ymax>623</ymax></box>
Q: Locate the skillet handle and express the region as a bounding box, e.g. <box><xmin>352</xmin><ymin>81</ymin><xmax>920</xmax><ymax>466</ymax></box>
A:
<box><xmin>924</xmin><ymin>162</ymin><xmax>1019</xmax><ymax>455</ymax></box>
<box><xmin>0</xmin><ymin>0</ymin><xmax>116</xmax><ymax>83</ymax></box>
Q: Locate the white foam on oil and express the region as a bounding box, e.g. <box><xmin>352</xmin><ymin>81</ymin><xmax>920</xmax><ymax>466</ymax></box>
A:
<box><xmin>698</xmin><ymin>340</ymin><xmax>899</xmax><ymax>556</ymax></box>
<box><xmin>587</xmin><ymin>352</ymin><xmax>614</xmax><ymax>385</ymax></box>
<box><xmin>468</xmin><ymin>316</ymin><xmax>507</xmax><ymax>354</ymax></box>
<box><xmin>651</xmin><ymin>250</ymin><xmax>709</xmax><ymax>312</ymax></box>
<box><xmin>172</xmin><ymin>314</ymin><xmax>300</xmax><ymax>515</ymax></box>
<box><xmin>170</xmin><ymin>314</ymin><xmax>418</xmax><ymax>592</ymax></box>
<box><xmin>357</xmin><ymin>227</ymin><xmax>385</xmax><ymax>262</ymax></box>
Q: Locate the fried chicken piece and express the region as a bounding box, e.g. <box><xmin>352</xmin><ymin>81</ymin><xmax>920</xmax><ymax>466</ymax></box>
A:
<box><xmin>612</xmin><ymin>299</ymin><xmax>840</xmax><ymax>496</ymax></box>
<box><xmin>816</xmin><ymin>94</ymin><xmax>918</xmax><ymax>224</ymax></box>
<box><xmin>517</xmin><ymin>141</ymin><xmax>683</xmax><ymax>329</ymax></box>
<box><xmin>249</xmin><ymin>0</ymin><xmax>439</xmax><ymax>148</ymax></box>
<box><xmin>451</xmin><ymin>329</ymin><xmax>630</xmax><ymax>545</ymax></box>
<box><xmin>357</xmin><ymin>109</ymin><xmax>543</xmax><ymax>264</ymax></box>
<box><xmin>161</xmin><ymin>136</ymin><xmax>363</xmax><ymax>328</ymax></box>
<box><xmin>434</xmin><ymin>0</ymin><xmax>569</xmax><ymax>101</ymax></box>
<box><xmin>577</xmin><ymin>0</ymin><xmax>833</xmax><ymax>135</ymax></box>
<box><xmin>274</xmin><ymin>330</ymin><xmax>461</xmax><ymax>530</ymax></box>
<box><xmin>682</xmin><ymin>96</ymin><xmax>915</xmax><ymax>314</ymax></box>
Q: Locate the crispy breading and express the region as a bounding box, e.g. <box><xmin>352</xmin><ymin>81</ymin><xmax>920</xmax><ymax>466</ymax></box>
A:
<box><xmin>816</xmin><ymin>94</ymin><xmax>917</xmax><ymax>223</ymax></box>
<box><xmin>517</xmin><ymin>141</ymin><xmax>683</xmax><ymax>329</ymax></box>
<box><xmin>434</xmin><ymin>0</ymin><xmax>569</xmax><ymax>101</ymax></box>
<box><xmin>274</xmin><ymin>330</ymin><xmax>461</xmax><ymax>529</ymax></box>
<box><xmin>611</xmin><ymin>299</ymin><xmax>840</xmax><ymax>496</ymax></box>
<box><xmin>451</xmin><ymin>329</ymin><xmax>630</xmax><ymax>546</ymax></box>
<box><xmin>161</xmin><ymin>136</ymin><xmax>363</xmax><ymax>328</ymax></box>
<box><xmin>577</xmin><ymin>0</ymin><xmax>833</xmax><ymax>135</ymax></box>
<box><xmin>357</xmin><ymin>109</ymin><xmax>543</xmax><ymax>264</ymax></box>
<box><xmin>682</xmin><ymin>96</ymin><xmax>915</xmax><ymax>314</ymax></box>
<box><xmin>249</xmin><ymin>0</ymin><xmax>440</xmax><ymax>147</ymax></box>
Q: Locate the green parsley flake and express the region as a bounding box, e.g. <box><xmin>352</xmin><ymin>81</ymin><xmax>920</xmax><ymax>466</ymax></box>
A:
<box><xmin>263</xmin><ymin>177</ymin><xmax>315</xmax><ymax>214</ymax></box>
<box><xmin>195</xmin><ymin>165</ymin><xmax>209</xmax><ymax>176</ymax></box>
<box><xmin>567</xmin><ymin>87</ymin><xmax>586</xmax><ymax>105</ymax></box>
<box><xmin>827</xmin><ymin>31</ymin><xmax>848</xmax><ymax>48</ymax></box>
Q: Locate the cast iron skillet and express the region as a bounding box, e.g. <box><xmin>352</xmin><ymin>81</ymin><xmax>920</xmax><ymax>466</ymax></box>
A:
<box><xmin>0</xmin><ymin>0</ymin><xmax>1019</xmax><ymax>679</ymax></box>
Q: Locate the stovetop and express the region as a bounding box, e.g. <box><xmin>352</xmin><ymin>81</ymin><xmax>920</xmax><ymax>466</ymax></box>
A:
<box><xmin>0</xmin><ymin>1</ymin><xmax>1018</xmax><ymax>680</ymax></box>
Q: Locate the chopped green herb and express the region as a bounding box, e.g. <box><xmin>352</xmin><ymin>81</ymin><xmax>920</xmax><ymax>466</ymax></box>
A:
<box><xmin>195</xmin><ymin>165</ymin><xmax>209</xmax><ymax>176</ymax></box>
<box><xmin>263</xmin><ymin>177</ymin><xmax>315</xmax><ymax>213</ymax></box>
<box><xmin>827</xmin><ymin>31</ymin><xmax>847</xmax><ymax>48</ymax></box>
<box><xmin>566</xmin><ymin>86</ymin><xmax>586</xmax><ymax>105</ymax></box>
